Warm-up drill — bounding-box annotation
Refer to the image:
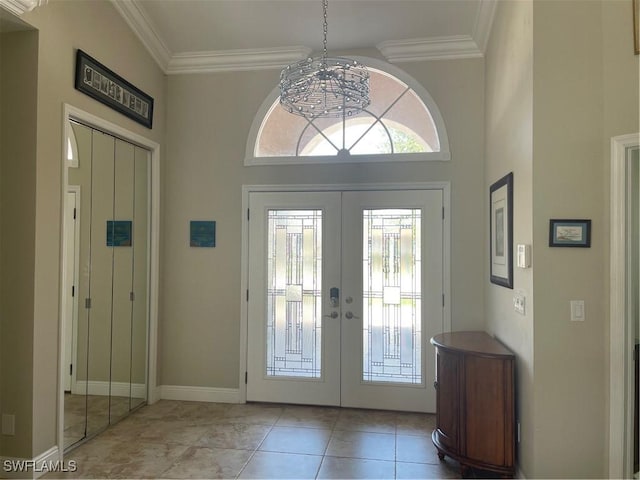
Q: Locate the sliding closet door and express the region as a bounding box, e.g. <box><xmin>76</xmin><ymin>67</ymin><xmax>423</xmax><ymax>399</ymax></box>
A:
<box><xmin>63</xmin><ymin>120</ymin><xmax>150</xmax><ymax>450</ymax></box>
<box><xmin>64</xmin><ymin>121</ymin><xmax>92</xmax><ymax>449</ymax></box>
<box><xmin>86</xmin><ymin>129</ymin><xmax>115</xmax><ymax>437</ymax></box>
<box><xmin>131</xmin><ymin>146</ymin><xmax>149</xmax><ymax>410</ymax></box>
<box><xmin>110</xmin><ymin>138</ymin><xmax>135</xmax><ymax>421</ymax></box>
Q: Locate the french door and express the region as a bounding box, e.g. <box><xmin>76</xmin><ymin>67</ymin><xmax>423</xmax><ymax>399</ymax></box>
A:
<box><xmin>246</xmin><ymin>188</ymin><xmax>444</xmax><ymax>412</ymax></box>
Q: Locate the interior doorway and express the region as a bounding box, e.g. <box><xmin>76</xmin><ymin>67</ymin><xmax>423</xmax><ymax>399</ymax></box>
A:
<box><xmin>609</xmin><ymin>133</ymin><xmax>640</xmax><ymax>479</ymax></box>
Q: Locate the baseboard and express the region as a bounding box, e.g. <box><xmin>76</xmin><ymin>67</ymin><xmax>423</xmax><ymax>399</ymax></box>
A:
<box><xmin>0</xmin><ymin>446</ymin><xmax>66</xmax><ymax>479</ymax></box>
<box><xmin>159</xmin><ymin>385</ymin><xmax>241</xmax><ymax>403</ymax></box>
<box><xmin>72</xmin><ymin>381</ymin><xmax>146</xmax><ymax>398</ymax></box>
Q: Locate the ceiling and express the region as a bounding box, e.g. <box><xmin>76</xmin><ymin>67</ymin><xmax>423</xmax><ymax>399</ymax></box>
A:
<box><xmin>111</xmin><ymin>0</ymin><xmax>497</xmax><ymax>74</ymax></box>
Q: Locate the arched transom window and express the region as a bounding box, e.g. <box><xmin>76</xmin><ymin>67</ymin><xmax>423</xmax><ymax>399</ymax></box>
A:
<box><xmin>247</xmin><ymin>59</ymin><xmax>450</xmax><ymax>165</ymax></box>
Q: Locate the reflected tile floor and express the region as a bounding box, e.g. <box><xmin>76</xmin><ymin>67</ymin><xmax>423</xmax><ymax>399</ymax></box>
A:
<box><xmin>47</xmin><ymin>400</ymin><xmax>484</xmax><ymax>479</ymax></box>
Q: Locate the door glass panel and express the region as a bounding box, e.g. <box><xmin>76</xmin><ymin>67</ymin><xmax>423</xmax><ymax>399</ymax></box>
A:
<box><xmin>266</xmin><ymin>210</ymin><xmax>322</xmax><ymax>378</ymax></box>
<box><xmin>362</xmin><ymin>209</ymin><xmax>422</xmax><ymax>384</ymax></box>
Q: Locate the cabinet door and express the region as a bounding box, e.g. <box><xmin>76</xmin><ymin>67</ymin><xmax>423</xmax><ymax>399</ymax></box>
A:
<box><xmin>463</xmin><ymin>355</ymin><xmax>514</xmax><ymax>467</ymax></box>
<box><xmin>435</xmin><ymin>348</ymin><xmax>459</xmax><ymax>451</ymax></box>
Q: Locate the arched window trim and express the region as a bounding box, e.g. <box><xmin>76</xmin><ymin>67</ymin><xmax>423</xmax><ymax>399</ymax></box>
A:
<box><xmin>245</xmin><ymin>56</ymin><xmax>451</xmax><ymax>166</ymax></box>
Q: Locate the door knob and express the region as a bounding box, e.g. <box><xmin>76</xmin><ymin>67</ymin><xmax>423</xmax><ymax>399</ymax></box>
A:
<box><xmin>344</xmin><ymin>311</ymin><xmax>359</xmax><ymax>320</ymax></box>
<box><xmin>324</xmin><ymin>311</ymin><xmax>339</xmax><ymax>319</ymax></box>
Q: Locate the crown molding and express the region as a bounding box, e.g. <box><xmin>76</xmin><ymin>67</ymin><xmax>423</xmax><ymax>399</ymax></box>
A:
<box><xmin>167</xmin><ymin>46</ymin><xmax>312</xmax><ymax>74</ymax></box>
<box><xmin>473</xmin><ymin>0</ymin><xmax>498</xmax><ymax>53</ymax></box>
<box><xmin>377</xmin><ymin>35</ymin><xmax>483</xmax><ymax>63</ymax></box>
<box><xmin>0</xmin><ymin>0</ymin><xmax>46</xmax><ymax>16</ymax></box>
<box><xmin>110</xmin><ymin>0</ymin><xmax>171</xmax><ymax>72</ymax></box>
<box><xmin>112</xmin><ymin>0</ymin><xmax>497</xmax><ymax>73</ymax></box>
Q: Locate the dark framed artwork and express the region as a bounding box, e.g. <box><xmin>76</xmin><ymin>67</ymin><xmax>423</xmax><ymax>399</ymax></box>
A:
<box><xmin>75</xmin><ymin>49</ymin><xmax>154</xmax><ymax>128</ymax></box>
<box><xmin>489</xmin><ymin>172</ymin><xmax>513</xmax><ymax>289</ymax></box>
<box><xmin>549</xmin><ymin>219</ymin><xmax>591</xmax><ymax>247</ymax></box>
<box><xmin>190</xmin><ymin>221</ymin><xmax>216</xmax><ymax>247</ymax></box>
<box><xmin>106</xmin><ymin>220</ymin><xmax>132</xmax><ymax>247</ymax></box>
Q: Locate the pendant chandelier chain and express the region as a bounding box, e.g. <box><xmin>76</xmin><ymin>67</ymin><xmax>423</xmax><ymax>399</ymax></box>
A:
<box><xmin>322</xmin><ymin>0</ymin><xmax>328</xmax><ymax>63</ymax></box>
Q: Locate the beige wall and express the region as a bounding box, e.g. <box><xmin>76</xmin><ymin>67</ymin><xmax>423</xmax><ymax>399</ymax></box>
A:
<box><xmin>532</xmin><ymin>1</ymin><xmax>606</xmax><ymax>477</ymax></box>
<box><xmin>162</xmin><ymin>50</ymin><xmax>486</xmax><ymax>388</ymax></box>
<box><xmin>0</xmin><ymin>28</ymin><xmax>38</xmax><ymax>459</ymax></box>
<box><xmin>3</xmin><ymin>0</ymin><xmax>167</xmax><ymax>458</ymax></box>
<box><xmin>484</xmin><ymin>0</ymin><xmax>534</xmax><ymax>475</ymax></box>
<box><xmin>485</xmin><ymin>0</ymin><xmax>639</xmax><ymax>477</ymax></box>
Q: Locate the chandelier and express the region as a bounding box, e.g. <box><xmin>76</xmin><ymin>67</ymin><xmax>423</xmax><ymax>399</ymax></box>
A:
<box><xmin>279</xmin><ymin>0</ymin><xmax>370</xmax><ymax>119</ymax></box>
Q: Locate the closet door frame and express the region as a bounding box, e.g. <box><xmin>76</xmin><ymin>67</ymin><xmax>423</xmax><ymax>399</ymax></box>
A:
<box><xmin>57</xmin><ymin>104</ymin><xmax>161</xmax><ymax>457</ymax></box>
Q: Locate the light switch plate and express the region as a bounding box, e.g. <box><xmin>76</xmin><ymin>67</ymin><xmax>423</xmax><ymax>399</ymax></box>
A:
<box><xmin>570</xmin><ymin>300</ymin><xmax>585</xmax><ymax>321</ymax></box>
<box><xmin>2</xmin><ymin>414</ymin><xmax>15</xmax><ymax>436</ymax></box>
<box><xmin>513</xmin><ymin>291</ymin><xmax>526</xmax><ymax>315</ymax></box>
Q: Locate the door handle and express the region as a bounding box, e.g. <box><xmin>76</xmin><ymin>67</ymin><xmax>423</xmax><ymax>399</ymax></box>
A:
<box><xmin>344</xmin><ymin>311</ymin><xmax>359</xmax><ymax>320</ymax></box>
<box><xmin>324</xmin><ymin>311</ymin><xmax>339</xmax><ymax>319</ymax></box>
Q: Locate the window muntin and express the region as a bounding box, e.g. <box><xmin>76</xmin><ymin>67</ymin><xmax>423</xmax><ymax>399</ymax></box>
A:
<box><xmin>253</xmin><ymin>65</ymin><xmax>445</xmax><ymax>161</ymax></box>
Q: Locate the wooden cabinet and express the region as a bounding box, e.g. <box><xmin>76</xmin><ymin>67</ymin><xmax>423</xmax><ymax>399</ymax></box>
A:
<box><xmin>431</xmin><ymin>331</ymin><xmax>515</xmax><ymax>478</ymax></box>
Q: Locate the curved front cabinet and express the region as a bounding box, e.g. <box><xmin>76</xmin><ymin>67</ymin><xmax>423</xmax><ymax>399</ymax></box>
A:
<box><xmin>431</xmin><ymin>331</ymin><xmax>515</xmax><ymax>478</ymax></box>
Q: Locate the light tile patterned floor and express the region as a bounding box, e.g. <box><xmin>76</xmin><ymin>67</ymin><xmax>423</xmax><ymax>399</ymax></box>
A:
<box><xmin>48</xmin><ymin>400</ymin><xmax>478</xmax><ymax>479</ymax></box>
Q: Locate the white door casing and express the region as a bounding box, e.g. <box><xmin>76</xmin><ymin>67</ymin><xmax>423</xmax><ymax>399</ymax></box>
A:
<box><xmin>244</xmin><ymin>184</ymin><xmax>449</xmax><ymax>412</ymax></box>
<box><xmin>62</xmin><ymin>189</ymin><xmax>80</xmax><ymax>393</ymax></box>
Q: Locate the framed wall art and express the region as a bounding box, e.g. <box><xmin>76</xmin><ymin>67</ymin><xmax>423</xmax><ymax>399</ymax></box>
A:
<box><xmin>106</xmin><ymin>220</ymin><xmax>132</xmax><ymax>247</ymax></box>
<box><xmin>190</xmin><ymin>221</ymin><xmax>216</xmax><ymax>247</ymax></box>
<box><xmin>75</xmin><ymin>49</ymin><xmax>154</xmax><ymax>129</ymax></box>
<box><xmin>549</xmin><ymin>219</ymin><xmax>591</xmax><ymax>247</ymax></box>
<box><xmin>489</xmin><ymin>172</ymin><xmax>513</xmax><ymax>289</ymax></box>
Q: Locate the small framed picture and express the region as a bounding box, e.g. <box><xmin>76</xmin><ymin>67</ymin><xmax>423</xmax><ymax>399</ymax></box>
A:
<box><xmin>549</xmin><ymin>219</ymin><xmax>591</xmax><ymax>247</ymax></box>
<box><xmin>190</xmin><ymin>221</ymin><xmax>216</xmax><ymax>247</ymax></box>
<box><xmin>106</xmin><ymin>220</ymin><xmax>132</xmax><ymax>247</ymax></box>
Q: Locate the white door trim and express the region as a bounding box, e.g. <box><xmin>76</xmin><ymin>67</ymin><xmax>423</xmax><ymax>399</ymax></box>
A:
<box><xmin>58</xmin><ymin>103</ymin><xmax>161</xmax><ymax>456</ymax></box>
<box><xmin>609</xmin><ymin>132</ymin><xmax>639</xmax><ymax>479</ymax></box>
<box><xmin>239</xmin><ymin>182</ymin><xmax>451</xmax><ymax>404</ymax></box>
<box><xmin>62</xmin><ymin>187</ymin><xmax>80</xmax><ymax>394</ymax></box>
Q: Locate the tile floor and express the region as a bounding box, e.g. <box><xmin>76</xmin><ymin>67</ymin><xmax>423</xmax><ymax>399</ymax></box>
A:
<box><xmin>48</xmin><ymin>400</ymin><xmax>483</xmax><ymax>479</ymax></box>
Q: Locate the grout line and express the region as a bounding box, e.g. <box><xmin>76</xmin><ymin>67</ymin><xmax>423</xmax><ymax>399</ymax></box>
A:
<box><xmin>233</xmin><ymin>405</ymin><xmax>285</xmax><ymax>479</ymax></box>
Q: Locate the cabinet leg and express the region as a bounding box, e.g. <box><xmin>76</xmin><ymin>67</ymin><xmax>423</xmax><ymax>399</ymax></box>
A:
<box><xmin>437</xmin><ymin>451</ymin><xmax>445</xmax><ymax>461</ymax></box>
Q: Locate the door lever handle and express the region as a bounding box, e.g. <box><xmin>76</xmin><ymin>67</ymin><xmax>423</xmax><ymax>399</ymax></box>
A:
<box><xmin>344</xmin><ymin>311</ymin><xmax>359</xmax><ymax>320</ymax></box>
<box><xmin>323</xmin><ymin>311</ymin><xmax>339</xmax><ymax>319</ymax></box>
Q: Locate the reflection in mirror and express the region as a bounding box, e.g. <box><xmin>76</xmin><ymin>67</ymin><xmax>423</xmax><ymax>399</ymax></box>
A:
<box><xmin>63</xmin><ymin>121</ymin><xmax>90</xmax><ymax>449</ymax></box>
<box><xmin>110</xmin><ymin>138</ymin><xmax>135</xmax><ymax>422</ymax></box>
<box><xmin>63</xmin><ymin>120</ymin><xmax>149</xmax><ymax>451</ymax></box>
<box><xmin>85</xmin><ymin>129</ymin><xmax>114</xmax><ymax>438</ymax></box>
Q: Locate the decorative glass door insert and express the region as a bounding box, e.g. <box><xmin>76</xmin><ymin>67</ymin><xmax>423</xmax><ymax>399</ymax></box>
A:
<box><xmin>362</xmin><ymin>208</ymin><xmax>422</xmax><ymax>384</ymax></box>
<box><xmin>266</xmin><ymin>210</ymin><xmax>322</xmax><ymax>378</ymax></box>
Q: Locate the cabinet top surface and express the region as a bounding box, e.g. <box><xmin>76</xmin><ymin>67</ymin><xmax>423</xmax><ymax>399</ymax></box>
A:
<box><xmin>431</xmin><ymin>331</ymin><xmax>514</xmax><ymax>357</ymax></box>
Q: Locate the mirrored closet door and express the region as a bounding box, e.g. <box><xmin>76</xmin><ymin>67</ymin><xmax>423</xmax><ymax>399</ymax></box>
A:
<box><xmin>62</xmin><ymin>120</ymin><xmax>149</xmax><ymax>450</ymax></box>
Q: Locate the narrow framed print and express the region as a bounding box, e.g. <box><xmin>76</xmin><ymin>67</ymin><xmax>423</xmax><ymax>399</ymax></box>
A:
<box><xmin>549</xmin><ymin>219</ymin><xmax>591</xmax><ymax>247</ymax></box>
<box><xmin>489</xmin><ymin>172</ymin><xmax>513</xmax><ymax>288</ymax></box>
<box><xmin>75</xmin><ymin>49</ymin><xmax>154</xmax><ymax>128</ymax></box>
